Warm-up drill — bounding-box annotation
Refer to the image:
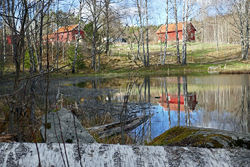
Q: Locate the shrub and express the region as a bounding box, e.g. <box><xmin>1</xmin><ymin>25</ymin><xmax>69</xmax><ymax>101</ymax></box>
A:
<box><xmin>67</xmin><ymin>45</ymin><xmax>86</xmax><ymax>71</ymax></box>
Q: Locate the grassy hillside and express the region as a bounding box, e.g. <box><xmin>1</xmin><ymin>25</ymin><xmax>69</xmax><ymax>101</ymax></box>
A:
<box><xmin>2</xmin><ymin>42</ymin><xmax>249</xmax><ymax>78</ymax></box>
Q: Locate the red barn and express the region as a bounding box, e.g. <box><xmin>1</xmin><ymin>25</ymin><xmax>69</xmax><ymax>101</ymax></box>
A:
<box><xmin>6</xmin><ymin>35</ymin><xmax>20</xmax><ymax>45</ymax></box>
<box><xmin>156</xmin><ymin>22</ymin><xmax>196</xmax><ymax>43</ymax></box>
<box><xmin>44</xmin><ymin>24</ymin><xmax>84</xmax><ymax>43</ymax></box>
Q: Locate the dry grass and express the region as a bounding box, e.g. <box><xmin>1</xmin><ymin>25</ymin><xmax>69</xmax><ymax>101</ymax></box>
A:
<box><xmin>0</xmin><ymin>134</ymin><xmax>16</xmax><ymax>142</ymax></box>
<box><xmin>109</xmin><ymin>42</ymin><xmax>242</xmax><ymax>67</ymax></box>
<box><xmin>98</xmin><ymin>133</ymin><xmax>134</xmax><ymax>145</ymax></box>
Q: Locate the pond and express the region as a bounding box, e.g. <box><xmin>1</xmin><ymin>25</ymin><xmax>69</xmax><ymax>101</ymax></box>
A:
<box><xmin>1</xmin><ymin>74</ymin><xmax>249</xmax><ymax>144</ymax></box>
<box><xmin>69</xmin><ymin>74</ymin><xmax>250</xmax><ymax>144</ymax></box>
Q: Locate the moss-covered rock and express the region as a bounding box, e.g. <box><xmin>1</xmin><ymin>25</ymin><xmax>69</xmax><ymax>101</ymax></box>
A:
<box><xmin>147</xmin><ymin>126</ymin><xmax>250</xmax><ymax>149</ymax></box>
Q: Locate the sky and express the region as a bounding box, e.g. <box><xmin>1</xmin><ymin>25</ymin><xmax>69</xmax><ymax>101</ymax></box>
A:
<box><xmin>59</xmin><ymin>0</ymin><xmax>204</xmax><ymax>26</ymax></box>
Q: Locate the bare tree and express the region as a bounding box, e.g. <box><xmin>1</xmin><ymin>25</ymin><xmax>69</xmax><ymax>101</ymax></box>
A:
<box><xmin>1</xmin><ymin>0</ymin><xmax>6</xmax><ymax>77</ymax></box>
<box><xmin>56</xmin><ymin>0</ymin><xmax>60</xmax><ymax>70</ymax></box>
<box><xmin>174</xmin><ymin>0</ymin><xmax>181</xmax><ymax>64</ymax></box>
<box><xmin>233</xmin><ymin>0</ymin><xmax>249</xmax><ymax>60</ymax></box>
<box><xmin>85</xmin><ymin>0</ymin><xmax>104</xmax><ymax>71</ymax></box>
<box><xmin>182</xmin><ymin>0</ymin><xmax>188</xmax><ymax>65</ymax></box>
<box><xmin>104</xmin><ymin>0</ymin><xmax>111</xmax><ymax>56</ymax></box>
<box><xmin>72</xmin><ymin>0</ymin><xmax>83</xmax><ymax>74</ymax></box>
<box><xmin>38</xmin><ymin>0</ymin><xmax>45</xmax><ymax>72</ymax></box>
<box><xmin>162</xmin><ymin>0</ymin><xmax>169</xmax><ymax>65</ymax></box>
<box><xmin>216</xmin><ymin>0</ymin><xmax>249</xmax><ymax>59</ymax></box>
<box><xmin>136</xmin><ymin>0</ymin><xmax>146</xmax><ymax>66</ymax></box>
<box><xmin>145</xmin><ymin>0</ymin><xmax>150</xmax><ymax>66</ymax></box>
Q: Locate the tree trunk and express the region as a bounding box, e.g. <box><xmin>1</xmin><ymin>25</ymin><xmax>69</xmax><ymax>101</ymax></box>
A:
<box><xmin>162</xmin><ymin>0</ymin><xmax>169</xmax><ymax>65</ymax></box>
<box><xmin>174</xmin><ymin>0</ymin><xmax>180</xmax><ymax>64</ymax></box>
<box><xmin>137</xmin><ymin>0</ymin><xmax>145</xmax><ymax>66</ymax></box>
<box><xmin>105</xmin><ymin>0</ymin><xmax>110</xmax><ymax>56</ymax></box>
<box><xmin>215</xmin><ymin>15</ymin><xmax>219</xmax><ymax>52</ymax></box>
<box><xmin>26</xmin><ymin>28</ymin><xmax>35</xmax><ymax>73</ymax></box>
<box><xmin>182</xmin><ymin>0</ymin><xmax>188</xmax><ymax>65</ymax></box>
<box><xmin>38</xmin><ymin>0</ymin><xmax>44</xmax><ymax>72</ymax></box>
<box><xmin>243</xmin><ymin>0</ymin><xmax>249</xmax><ymax>59</ymax></box>
<box><xmin>56</xmin><ymin>0</ymin><xmax>59</xmax><ymax>70</ymax></box>
<box><xmin>1</xmin><ymin>0</ymin><xmax>6</xmax><ymax>77</ymax></box>
<box><xmin>145</xmin><ymin>0</ymin><xmax>149</xmax><ymax>67</ymax></box>
<box><xmin>91</xmin><ymin>26</ymin><xmax>97</xmax><ymax>71</ymax></box>
<box><xmin>72</xmin><ymin>0</ymin><xmax>82</xmax><ymax>74</ymax></box>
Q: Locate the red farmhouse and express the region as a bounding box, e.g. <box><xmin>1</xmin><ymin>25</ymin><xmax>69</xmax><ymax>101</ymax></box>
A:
<box><xmin>156</xmin><ymin>22</ymin><xmax>196</xmax><ymax>43</ymax></box>
<box><xmin>6</xmin><ymin>35</ymin><xmax>19</xmax><ymax>45</ymax></box>
<box><xmin>44</xmin><ymin>24</ymin><xmax>84</xmax><ymax>43</ymax></box>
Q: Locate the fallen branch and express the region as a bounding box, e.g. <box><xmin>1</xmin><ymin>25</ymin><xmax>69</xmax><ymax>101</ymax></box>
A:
<box><xmin>88</xmin><ymin>115</ymin><xmax>151</xmax><ymax>139</ymax></box>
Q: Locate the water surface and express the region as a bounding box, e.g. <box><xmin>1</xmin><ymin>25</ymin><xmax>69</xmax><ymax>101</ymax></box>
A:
<box><xmin>73</xmin><ymin>74</ymin><xmax>250</xmax><ymax>143</ymax></box>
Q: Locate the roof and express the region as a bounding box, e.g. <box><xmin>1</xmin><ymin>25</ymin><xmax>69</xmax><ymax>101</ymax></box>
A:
<box><xmin>156</xmin><ymin>22</ymin><xmax>195</xmax><ymax>34</ymax></box>
<box><xmin>42</xmin><ymin>34</ymin><xmax>55</xmax><ymax>40</ymax></box>
<box><xmin>55</xmin><ymin>24</ymin><xmax>78</xmax><ymax>33</ymax></box>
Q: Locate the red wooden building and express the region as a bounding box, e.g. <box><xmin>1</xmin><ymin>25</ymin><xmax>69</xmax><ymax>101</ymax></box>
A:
<box><xmin>6</xmin><ymin>35</ymin><xmax>19</xmax><ymax>45</ymax></box>
<box><xmin>44</xmin><ymin>24</ymin><xmax>84</xmax><ymax>43</ymax></box>
<box><xmin>156</xmin><ymin>22</ymin><xmax>196</xmax><ymax>43</ymax></box>
<box><xmin>6</xmin><ymin>24</ymin><xmax>84</xmax><ymax>45</ymax></box>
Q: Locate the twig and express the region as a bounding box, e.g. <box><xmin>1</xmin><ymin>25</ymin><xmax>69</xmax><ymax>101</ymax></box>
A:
<box><xmin>18</xmin><ymin>64</ymin><xmax>71</xmax><ymax>82</ymax></box>
<box><xmin>0</xmin><ymin>85</ymin><xmax>24</xmax><ymax>98</ymax></box>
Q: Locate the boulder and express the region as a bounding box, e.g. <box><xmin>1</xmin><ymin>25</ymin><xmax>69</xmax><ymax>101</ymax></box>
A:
<box><xmin>148</xmin><ymin>126</ymin><xmax>250</xmax><ymax>149</ymax></box>
<box><xmin>40</xmin><ymin>108</ymin><xmax>95</xmax><ymax>143</ymax></box>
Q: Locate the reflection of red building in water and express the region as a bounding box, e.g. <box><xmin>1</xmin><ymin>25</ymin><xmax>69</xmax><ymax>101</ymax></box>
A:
<box><xmin>159</xmin><ymin>93</ymin><xmax>197</xmax><ymax>111</ymax></box>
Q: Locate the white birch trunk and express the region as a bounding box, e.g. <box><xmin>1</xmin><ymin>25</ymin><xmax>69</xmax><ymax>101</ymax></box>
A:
<box><xmin>72</xmin><ymin>0</ymin><xmax>83</xmax><ymax>74</ymax></box>
<box><xmin>174</xmin><ymin>0</ymin><xmax>180</xmax><ymax>64</ymax></box>
<box><xmin>145</xmin><ymin>0</ymin><xmax>149</xmax><ymax>67</ymax></box>
<box><xmin>162</xmin><ymin>0</ymin><xmax>169</xmax><ymax>65</ymax></box>
<box><xmin>1</xmin><ymin>0</ymin><xmax>6</xmax><ymax>76</ymax></box>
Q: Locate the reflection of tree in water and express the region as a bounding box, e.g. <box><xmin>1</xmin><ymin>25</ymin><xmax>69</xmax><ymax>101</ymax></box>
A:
<box><xmin>197</xmin><ymin>75</ymin><xmax>250</xmax><ymax>133</ymax></box>
<box><xmin>133</xmin><ymin>76</ymin><xmax>199</xmax><ymax>144</ymax></box>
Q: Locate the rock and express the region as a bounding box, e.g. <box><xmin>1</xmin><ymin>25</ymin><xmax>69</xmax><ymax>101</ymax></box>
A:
<box><xmin>148</xmin><ymin>126</ymin><xmax>250</xmax><ymax>149</ymax></box>
<box><xmin>0</xmin><ymin>142</ymin><xmax>250</xmax><ymax>167</ymax></box>
<box><xmin>40</xmin><ymin>108</ymin><xmax>96</xmax><ymax>144</ymax></box>
<box><xmin>210</xmin><ymin>136</ymin><xmax>229</xmax><ymax>148</ymax></box>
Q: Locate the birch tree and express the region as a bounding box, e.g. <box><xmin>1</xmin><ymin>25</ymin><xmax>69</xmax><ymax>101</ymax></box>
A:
<box><xmin>38</xmin><ymin>0</ymin><xmax>45</xmax><ymax>72</ymax></box>
<box><xmin>85</xmin><ymin>0</ymin><xmax>104</xmax><ymax>71</ymax></box>
<box><xmin>181</xmin><ymin>0</ymin><xmax>188</xmax><ymax>65</ymax></box>
<box><xmin>233</xmin><ymin>0</ymin><xmax>249</xmax><ymax>60</ymax></box>
<box><xmin>1</xmin><ymin>0</ymin><xmax>51</xmax><ymax>86</ymax></box>
<box><xmin>217</xmin><ymin>0</ymin><xmax>249</xmax><ymax>59</ymax></box>
<box><xmin>1</xmin><ymin>0</ymin><xmax>6</xmax><ymax>76</ymax></box>
<box><xmin>162</xmin><ymin>0</ymin><xmax>169</xmax><ymax>65</ymax></box>
<box><xmin>104</xmin><ymin>0</ymin><xmax>111</xmax><ymax>56</ymax></box>
<box><xmin>174</xmin><ymin>0</ymin><xmax>181</xmax><ymax>64</ymax></box>
<box><xmin>136</xmin><ymin>0</ymin><xmax>146</xmax><ymax>66</ymax></box>
<box><xmin>145</xmin><ymin>0</ymin><xmax>150</xmax><ymax>66</ymax></box>
<box><xmin>72</xmin><ymin>0</ymin><xmax>83</xmax><ymax>74</ymax></box>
